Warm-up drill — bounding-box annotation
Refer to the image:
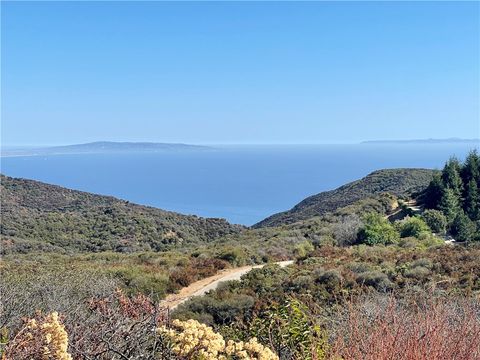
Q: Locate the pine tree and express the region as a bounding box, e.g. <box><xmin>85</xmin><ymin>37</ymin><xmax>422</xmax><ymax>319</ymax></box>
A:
<box><xmin>439</xmin><ymin>188</ymin><xmax>461</xmax><ymax>224</ymax></box>
<box><xmin>423</xmin><ymin>174</ymin><xmax>444</xmax><ymax>209</ymax></box>
<box><xmin>461</xmin><ymin>150</ymin><xmax>480</xmax><ymax>186</ymax></box>
<box><xmin>441</xmin><ymin>157</ymin><xmax>463</xmax><ymax>199</ymax></box>
<box><xmin>465</xmin><ymin>179</ymin><xmax>480</xmax><ymax>221</ymax></box>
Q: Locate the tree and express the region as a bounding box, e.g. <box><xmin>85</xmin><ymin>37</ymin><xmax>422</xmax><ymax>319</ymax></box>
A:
<box><xmin>422</xmin><ymin>209</ymin><xmax>447</xmax><ymax>235</ymax></box>
<box><xmin>461</xmin><ymin>150</ymin><xmax>480</xmax><ymax>186</ymax></box>
<box><xmin>441</xmin><ymin>157</ymin><xmax>463</xmax><ymax>199</ymax></box>
<box><xmin>450</xmin><ymin>211</ymin><xmax>476</xmax><ymax>242</ymax></box>
<box><xmin>439</xmin><ymin>188</ymin><xmax>461</xmax><ymax>224</ymax></box>
<box><xmin>357</xmin><ymin>213</ymin><xmax>400</xmax><ymax>245</ymax></box>
<box><xmin>423</xmin><ymin>174</ymin><xmax>444</xmax><ymax>209</ymax></box>
<box><xmin>397</xmin><ymin>216</ymin><xmax>431</xmax><ymax>238</ymax></box>
<box><xmin>464</xmin><ymin>179</ymin><xmax>480</xmax><ymax>221</ymax></box>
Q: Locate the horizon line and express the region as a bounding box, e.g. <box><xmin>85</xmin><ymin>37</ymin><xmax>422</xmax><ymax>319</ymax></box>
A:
<box><xmin>2</xmin><ymin>137</ymin><xmax>480</xmax><ymax>148</ymax></box>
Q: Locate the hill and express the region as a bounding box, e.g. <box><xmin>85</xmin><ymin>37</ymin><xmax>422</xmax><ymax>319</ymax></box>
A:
<box><xmin>1</xmin><ymin>141</ymin><xmax>211</xmax><ymax>157</ymax></box>
<box><xmin>254</xmin><ymin>168</ymin><xmax>436</xmax><ymax>228</ymax></box>
<box><xmin>0</xmin><ymin>175</ymin><xmax>242</xmax><ymax>253</ymax></box>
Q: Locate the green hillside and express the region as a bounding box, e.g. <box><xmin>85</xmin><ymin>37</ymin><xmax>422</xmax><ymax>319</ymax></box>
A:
<box><xmin>254</xmin><ymin>168</ymin><xmax>436</xmax><ymax>228</ymax></box>
<box><xmin>0</xmin><ymin>175</ymin><xmax>243</xmax><ymax>254</ymax></box>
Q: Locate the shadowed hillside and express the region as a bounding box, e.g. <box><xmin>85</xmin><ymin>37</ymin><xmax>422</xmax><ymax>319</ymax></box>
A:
<box><xmin>0</xmin><ymin>175</ymin><xmax>243</xmax><ymax>253</ymax></box>
<box><xmin>254</xmin><ymin>168</ymin><xmax>436</xmax><ymax>228</ymax></box>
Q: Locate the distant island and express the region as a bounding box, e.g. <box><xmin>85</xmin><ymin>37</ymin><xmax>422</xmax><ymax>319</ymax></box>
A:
<box><xmin>362</xmin><ymin>138</ymin><xmax>480</xmax><ymax>144</ymax></box>
<box><xmin>1</xmin><ymin>141</ymin><xmax>213</xmax><ymax>157</ymax></box>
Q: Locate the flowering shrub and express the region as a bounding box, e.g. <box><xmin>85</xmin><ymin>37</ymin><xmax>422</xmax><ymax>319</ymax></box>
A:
<box><xmin>3</xmin><ymin>312</ymin><xmax>72</xmax><ymax>360</ymax></box>
<box><xmin>159</xmin><ymin>319</ymin><xmax>278</xmax><ymax>360</ymax></box>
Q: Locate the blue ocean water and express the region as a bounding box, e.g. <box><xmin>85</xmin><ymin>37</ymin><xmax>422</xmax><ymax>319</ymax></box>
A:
<box><xmin>1</xmin><ymin>144</ymin><xmax>478</xmax><ymax>225</ymax></box>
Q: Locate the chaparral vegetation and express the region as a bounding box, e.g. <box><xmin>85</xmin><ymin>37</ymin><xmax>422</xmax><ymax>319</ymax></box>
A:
<box><xmin>1</xmin><ymin>152</ymin><xmax>480</xmax><ymax>359</ymax></box>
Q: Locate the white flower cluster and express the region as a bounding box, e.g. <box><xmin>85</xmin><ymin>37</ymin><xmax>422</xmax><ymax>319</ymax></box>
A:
<box><xmin>159</xmin><ymin>319</ymin><xmax>278</xmax><ymax>360</ymax></box>
<box><xmin>25</xmin><ymin>312</ymin><xmax>73</xmax><ymax>360</ymax></box>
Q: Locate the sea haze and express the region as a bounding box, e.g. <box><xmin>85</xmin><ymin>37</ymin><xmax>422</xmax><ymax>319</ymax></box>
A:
<box><xmin>1</xmin><ymin>144</ymin><xmax>478</xmax><ymax>225</ymax></box>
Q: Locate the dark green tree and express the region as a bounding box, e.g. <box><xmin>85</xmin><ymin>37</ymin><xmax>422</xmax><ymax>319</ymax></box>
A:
<box><xmin>461</xmin><ymin>150</ymin><xmax>480</xmax><ymax>186</ymax></box>
<box><xmin>465</xmin><ymin>179</ymin><xmax>480</xmax><ymax>220</ymax></box>
<box><xmin>450</xmin><ymin>211</ymin><xmax>476</xmax><ymax>242</ymax></box>
<box><xmin>439</xmin><ymin>188</ymin><xmax>461</xmax><ymax>224</ymax></box>
<box><xmin>423</xmin><ymin>174</ymin><xmax>444</xmax><ymax>209</ymax></box>
<box><xmin>441</xmin><ymin>157</ymin><xmax>463</xmax><ymax>199</ymax></box>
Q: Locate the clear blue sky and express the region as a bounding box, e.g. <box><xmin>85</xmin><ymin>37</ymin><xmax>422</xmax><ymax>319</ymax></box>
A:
<box><xmin>2</xmin><ymin>1</ymin><xmax>479</xmax><ymax>146</ymax></box>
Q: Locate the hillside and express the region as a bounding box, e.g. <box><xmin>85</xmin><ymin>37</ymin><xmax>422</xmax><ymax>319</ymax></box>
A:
<box><xmin>254</xmin><ymin>168</ymin><xmax>436</xmax><ymax>228</ymax></box>
<box><xmin>0</xmin><ymin>175</ymin><xmax>242</xmax><ymax>254</ymax></box>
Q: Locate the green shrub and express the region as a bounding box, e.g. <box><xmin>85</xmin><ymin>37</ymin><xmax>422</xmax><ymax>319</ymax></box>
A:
<box><xmin>404</xmin><ymin>266</ymin><xmax>431</xmax><ymax>280</ymax></box>
<box><xmin>451</xmin><ymin>212</ymin><xmax>477</xmax><ymax>242</ymax></box>
<box><xmin>315</xmin><ymin>269</ymin><xmax>344</xmax><ymax>290</ymax></box>
<box><xmin>294</xmin><ymin>240</ymin><xmax>315</xmax><ymax>259</ymax></box>
<box><xmin>357</xmin><ymin>213</ymin><xmax>400</xmax><ymax>245</ymax></box>
<box><xmin>248</xmin><ymin>299</ymin><xmax>328</xmax><ymax>360</ymax></box>
<box><xmin>397</xmin><ymin>216</ymin><xmax>431</xmax><ymax>238</ymax></box>
<box><xmin>422</xmin><ymin>209</ymin><xmax>448</xmax><ymax>234</ymax></box>
<box><xmin>356</xmin><ymin>271</ymin><xmax>394</xmax><ymax>292</ymax></box>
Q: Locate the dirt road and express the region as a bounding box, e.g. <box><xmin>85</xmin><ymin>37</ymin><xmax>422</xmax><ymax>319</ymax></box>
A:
<box><xmin>161</xmin><ymin>260</ymin><xmax>294</xmax><ymax>310</ymax></box>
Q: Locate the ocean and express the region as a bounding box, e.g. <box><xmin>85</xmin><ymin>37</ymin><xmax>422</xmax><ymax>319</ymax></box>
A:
<box><xmin>1</xmin><ymin>144</ymin><xmax>478</xmax><ymax>225</ymax></box>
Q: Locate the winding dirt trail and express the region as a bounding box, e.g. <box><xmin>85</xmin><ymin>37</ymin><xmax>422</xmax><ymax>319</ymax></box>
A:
<box><xmin>161</xmin><ymin>260</ymin><xmax>294</xmax><ymax>310</ymax></box>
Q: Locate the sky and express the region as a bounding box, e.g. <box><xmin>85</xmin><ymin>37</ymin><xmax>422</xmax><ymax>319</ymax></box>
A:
<box><xmin>2</xmin><ymin>1</ymin><xmax>479</xmax><ymax>146</ymax></box>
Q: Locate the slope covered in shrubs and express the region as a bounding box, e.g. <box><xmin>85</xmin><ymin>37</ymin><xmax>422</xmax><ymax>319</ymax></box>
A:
<box><xmin>0</xmin><ymin>175</ymin><xmax>243</xmax><ymax>254</ymax></box>
<box><xmin>255</xmin><ymin>168</ymin><xmax>436</xmax><ymax>228</ymax></box>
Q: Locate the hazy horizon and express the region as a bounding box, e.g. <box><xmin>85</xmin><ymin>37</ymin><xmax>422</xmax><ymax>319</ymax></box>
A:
<box><xmin>3</xmin><ymin>137</ymin><xmax>480</xmax><ymax>149</ymax></box>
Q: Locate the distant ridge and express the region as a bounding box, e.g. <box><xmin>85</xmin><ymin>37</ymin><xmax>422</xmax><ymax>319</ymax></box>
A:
<box><xmin>1</xmin><ymin>141</ymin><xmax>212</xmax><ymax>157</ymax></box>
<box><xmin>362</xmin><ymin>138</ymin><xmax>480</xmax><ymax>144</ymax></box>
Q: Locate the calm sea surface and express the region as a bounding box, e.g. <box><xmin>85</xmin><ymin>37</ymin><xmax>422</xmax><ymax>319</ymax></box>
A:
<box><xmin>1</xmin><ymin>144</ymin><xmax>478</xmax><ymax>225</ymax></box>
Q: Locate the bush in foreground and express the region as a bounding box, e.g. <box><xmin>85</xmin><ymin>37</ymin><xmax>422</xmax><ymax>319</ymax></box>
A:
<box><xmin>328</xmin><ymin>295</ymin><xmax>480</xmax><ymax>360</ymax></box>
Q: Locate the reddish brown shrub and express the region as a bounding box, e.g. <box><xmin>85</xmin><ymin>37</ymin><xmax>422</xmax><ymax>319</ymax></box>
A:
<box><xmin>169</xmin><ymin>258</ymin><xmax>228</xmax><ymax>289</ymax></box>
<box><xmin>328</xmin><ymin>295</ymin><xmax>480</xmax><ymax>360</ymax></box>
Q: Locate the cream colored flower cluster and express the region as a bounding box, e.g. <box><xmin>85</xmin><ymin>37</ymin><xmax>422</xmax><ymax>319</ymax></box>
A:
<box><xmin>159</xmin><ymin>319</ymin><xmax>278</xmax><ymax>360</ymax></box>
<box><xmin>25</xmin><ymin>312</ymin><xmax>72</xmax><ymax>360</ymax></box>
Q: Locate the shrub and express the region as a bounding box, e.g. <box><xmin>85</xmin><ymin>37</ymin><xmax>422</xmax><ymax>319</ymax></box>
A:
<box><xmin>158</xmin><ymin>319</ymin><xmax>278</xmax><ymax>360</ymax></box>
<box><xmin>357</xmin><ymin>213</ymin><xmax>400</xmax><ymax>245</ymax></box>
<box><xmin>397</xmin><ymin>216</ymin><xmax>431</xmax><ymax>238</ymax></box>
<box><xmin>404</xmin><ymin>266</ymin><xmax>431</xmax><ymax>280</ymax></box>
<box><xmin>174</xmin><ymin>294</ymin><xmax>255</xmax><ymax>326</ymax></box>
<box><xmin>216</xmin><ymin>247</ymin><xmax>247</xmax><ymax>266</ymax></box>
<box><xmin>329</xmin><ymin>295</ymin><xmax>480</xmax><ymax>360</ymax></box>
<box><xmin>422</xmin><ymin>209</ymin><xmax>448</xmax><ymax>234</ymax></box>
<box><xmin>248</xmin><ymin>299</ymin><xmax>328</xmax><ymax>360</ymax></box>
<box><xmin>294</xmin><ymin>241</ymin><xmax>315</xmax><ymax>259</ymax></box>
<box><xmin>316</xmin><ymin>269</ymin><xmax>344</xmax><ymax>291</ymax></box>
<box><xmin>3</xmin><ymin>312</ymin><xmax>72</xmax><ymax>360</ymax></box>
<box><xmin>356</xmin><ymin>271</ymin><xmax>394</xmax><ymax>292</ymax></box>
<box><xmin>451</xmin><ymin>212</ymin><xmax>477</xmax><ymax>242</ymax></box>
<box><xmin>332</xmin><ymin>215</ymin><xmax>363</xmax><ymax>246</ymax></box>
<box><xmin>291</xmin><ymin>275</ymin><xmax>314</xmax><ymax>292</ymax></box>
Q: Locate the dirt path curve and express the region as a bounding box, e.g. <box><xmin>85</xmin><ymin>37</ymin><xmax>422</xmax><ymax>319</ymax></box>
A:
<box><xmin>161</xmin><ymin>260</ymin><xmax>294</xmax><ymax>310</ymax></box>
